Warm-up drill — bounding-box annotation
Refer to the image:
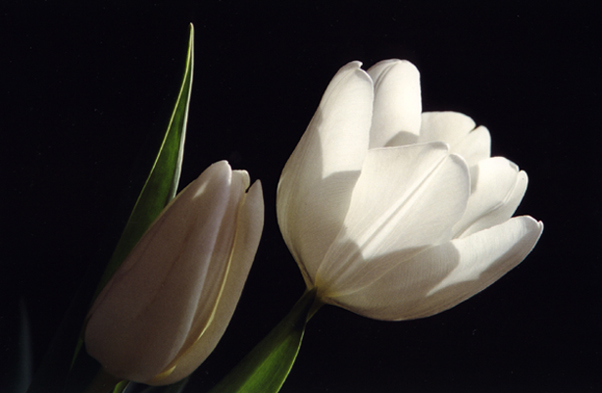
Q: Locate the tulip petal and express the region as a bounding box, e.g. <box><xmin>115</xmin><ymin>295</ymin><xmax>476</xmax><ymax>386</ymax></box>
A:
<box><xmin>161</xmin><ymin>171</ymin><xmax>248</xmax><ymax>372</ymax></box>
<box><xmin>156</xmin><ymin>178</ymin><xmax>264</xmax><ymax>385</ymax></box>
<box><xmin>315</xmin><ymin>143</ymin><xmax>470</xmax><ymax>296</ymax></box>
<box><xmin>452</xmin><ymin>125</ymin><xmax>491</xmax><ymax>167</ymax></box>
<box><xmin>277</xmin><ymin>61</ymin><xmax>373</xmax><ymax>287</ymax></box>
<box><xmin>419</xmin><ymin>111</ymin><xmax>476</xmax><ymax>145</ymax></box>
<box><xmin>367</xmin><ymin>60</ymin><xmax>422</xmax><ymax>148</ymax></box>
<box><xmin>330</xmin><ymin>216</ymin><xmax>543</xmax><ymax>321</ymax></box>
<box><xmin>455</xmin><ymin>158</ymin><xmax>528</xmax><ymax>238</ymax></box>
<box><xmin>419</xmin><ymin>112</ymin><xmax>492</xmax><ymax>167</ymax></box>
<box><xmin>454</xmin><ymin>164</ymin><xmax>528</xmax><ymax>237</ymax></box>
<box><xmin>85</xmin><ymin>161</ymin><xmax>234</xmax><ymax>382</ymax></box>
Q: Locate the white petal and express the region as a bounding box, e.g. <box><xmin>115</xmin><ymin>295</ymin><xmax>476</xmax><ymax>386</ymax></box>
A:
<box><xmin>169</xmin><ymin>170</ymin><xmax>248</xmax><ymax>356</ymax></box>
<box><xmin>452</xmin><ymin>125</ymin><xmax>491</xmax><ymax>167</ymax></box>
<box><xmin>368</xmin><ymin>60</ymin><xmax>422</xmax><ymax>148</ymax></box>
<box><xmin>277</xmin><ymin>61</ymin><xmax>373</xmax><ymax>286</ymax></box>
<box><xmin>419</xmin><ymin>112</ymin><xmax>476</xmax><ymax>146</ymax></box>
<box><xmin>330</xmin><ymin>216</ymin><xmax>543</xmax><ymax>321</ymax></box>
<box><xmin>85</xmin><ymin>161</ymin><xmax>234</xmax><ymax>382</ymax></box>
<box><xmin>458</xmin><ymin>166</ymin><xmax>528</xmax><ymax>238</ymax></box>
<box><xmin>453</xmin><ymin>157</ymin><xmax>527</xmax><ymax>237</ymax></box>
<box><xmin>315</xmin><ymin>143</ymin><xmax>470</xmax><ymax>296</ymax></box>
<box><xmin>156</xmin><ymin>179</ymin><xmax>264</xmax><ymax>385</ymax></box>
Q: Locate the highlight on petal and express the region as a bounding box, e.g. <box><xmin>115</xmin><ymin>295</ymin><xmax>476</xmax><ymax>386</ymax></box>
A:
<box><xmin>286</xmin><ymin>61</ymin><xmax>374</xmax><ymax>180</ymax></box>
<box><xmin>315</xmin><ymin>143</ymin><xmax>470</xmax><ymax>296</ymax></box>
<box><xmin>454</xmin><ymin>157</ymin><xmax>528</xmax><ymax>238</ymax></box>
<box><xmin>330</xmin><ymin>216</ymin><xmax>543</xmax><ymax>321</ymax></box>
<box><xmin>277</xmin><ymin>61</ymin><xmax>373</xmax><ymax>287</ymax></box>
<box><xmin>368</xmin><ymin>60</ymin><xmax>422</xmax><ymax>148</ymax></box>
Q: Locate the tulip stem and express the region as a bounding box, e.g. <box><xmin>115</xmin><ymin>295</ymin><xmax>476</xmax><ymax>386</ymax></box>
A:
<box><xmin>83</xmin><ymin>368</ymin><xmax>125</xmax><ymax>393</ymax></box>
<box><xmin>208</xmin><ymin>288</ymin><xmax>317</xmax><ymax>393</ymax></box>
<box><xmin>307</xmin><ymin>292</ymin><xmax>324</xmax><ymax>321</ymax></box>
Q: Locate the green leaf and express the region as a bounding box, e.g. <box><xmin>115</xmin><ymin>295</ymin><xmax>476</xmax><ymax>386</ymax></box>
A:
<box><xmin>94</xmin><ymin>23</ymin><xmax>195</xmax><ymax>296</ymax></box>
<box><xmin>26</xmin><ymin>24</ymin><xmax>195</xmax><ymax>393</ymax></box>
<box><xmin>111</xmin><ymin>380</ymin><xmax>130</xmax><ymax>393</ymax></box>
<box><xmin>208</xmin><ymin>290</ymin><xmax>317</xmax><ymax>393</ymax></box>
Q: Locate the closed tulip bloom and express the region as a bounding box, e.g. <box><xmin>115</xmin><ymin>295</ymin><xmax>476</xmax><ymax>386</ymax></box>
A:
<box><xmin>277</xmin><ymin>60</ymin><xmax>542</xmax><ymax>321</ymax></box>
<box><xmin>85</xmin><ymin>160</ymin><xmax>264</xmax><ymax>385</ymax></box>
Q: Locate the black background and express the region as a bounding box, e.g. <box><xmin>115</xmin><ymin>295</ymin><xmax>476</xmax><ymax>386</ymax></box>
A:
<box><xmin>3</xmin><ymin>1</ymin><xmax>601</xmax><ymax>392</ymax></box>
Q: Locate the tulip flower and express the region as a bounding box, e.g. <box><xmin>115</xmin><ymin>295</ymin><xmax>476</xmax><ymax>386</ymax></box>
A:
<box><xmin>277</xmin><ymin>59</ymin><xmax>543</xmax><ymax>321</ymax></box>
<box><xmin>85</xmin><ymin>160</ymin><xmax>264</xmax><ymax>385</ymax></box>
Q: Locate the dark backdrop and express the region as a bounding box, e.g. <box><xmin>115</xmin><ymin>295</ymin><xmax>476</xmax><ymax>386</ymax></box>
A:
<box><xmin>3</xmin><ymin>2</ymin><xmax>600</xmax><ymax>392</ymax></box>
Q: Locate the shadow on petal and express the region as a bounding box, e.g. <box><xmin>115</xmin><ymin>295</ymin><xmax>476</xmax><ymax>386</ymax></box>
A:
<box><xmin>324</xmin><ymin>242</ymin><xmax>461</xmax><ymax>320</ymax></box>
<box><xmin>328</xmin><ymin>217</ymin><xmax>541</xmax><ymax>321</ymax></box>
<box><xmin>277</xmin><ymin>105</ymin><xmax>366</xmax><ymax>288</ymax></box>
<box><xmin>384</xmin><ymin>130</ymin><xmax>419</xmax><ymax>147</ymax></box>
<box><xmin>316</xmin><ymin>232</ymin><xmax>431</xmax><ymax>300</ymax></box>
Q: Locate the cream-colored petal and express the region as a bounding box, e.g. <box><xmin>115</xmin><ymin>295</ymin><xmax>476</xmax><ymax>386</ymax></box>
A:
<box><xmin>167</xmin><ymin>170</ymin><xmax>248</xmax><ymax>358</ymax></box>
<box><xmin>315</xmin><ymin>143</ymin><xmax>470</xmax><ymax>297</ymax></box>
<box><xmin>418</xmin><ymin>112</ymin><xmax>476</xmax><ymax>147</ymax></box>
<box><xmin>277</xmin><ymin>61</ymin><xmax>373</xmax><ymax>287</ymax></box>
<box><xmin>367</xmin><ymin>59</ymin><xmax>422</xmax><ymax>148</ymax></box>
<box><xmin>453</xmin><ymin>157</ymin><xmax>527</xmax><ymax>238</ymax></box>
<box><xmin>155</xmin><ymin>179</ymin><xmax>264</xmax><ymax>385</ymax></box>
<box><xmin>85</xmin><ymin>161</ymin><xmax>234</xmax><ymax>382</ymax></box>
<box><xmin>330</xmin><ymin>216</ymin><xmax>542</xmax><ymax>321</ymax></box>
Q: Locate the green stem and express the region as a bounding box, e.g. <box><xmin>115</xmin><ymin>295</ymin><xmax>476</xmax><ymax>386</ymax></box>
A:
<box><xmin>208</xmin><ymin>288</ymin><xmax>319</xmax><ymax>393</ymax></box>
<box><xmin>83</xmin><ymin>368</ymin><xmax>124</xmax><ymax>393</ymax></box>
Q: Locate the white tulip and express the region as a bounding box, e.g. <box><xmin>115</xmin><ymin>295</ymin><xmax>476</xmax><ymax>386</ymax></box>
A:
<box><xmin>85</xmin><ymin>160</ymin><xmax>264</xmax><ymax>385</ymax></box>
<box><xmin>277</xmin><ymin>60</ymin><xmax>542</xmax><ymax>321</ymax></box>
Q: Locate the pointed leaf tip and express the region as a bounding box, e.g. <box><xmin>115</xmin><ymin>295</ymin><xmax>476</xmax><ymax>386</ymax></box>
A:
<box><xmin>95</xmin><ymin>24</ymin><xmax>195</xmax><ymax>295</ymax></box>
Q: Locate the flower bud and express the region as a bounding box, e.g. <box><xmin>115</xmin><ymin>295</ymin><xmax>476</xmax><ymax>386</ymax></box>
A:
<box><xmin>85</xmin><ymin>160</ymin><xmax>264</xmax><ymax>385</ymax></box>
